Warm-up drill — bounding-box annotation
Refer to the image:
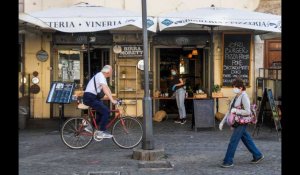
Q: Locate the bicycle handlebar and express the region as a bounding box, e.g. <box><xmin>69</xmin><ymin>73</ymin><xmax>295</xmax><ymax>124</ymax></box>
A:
<box><xmin>115</xmin><ymin>99</ymin><xmax>122</xmax><ymax>106</ymax></box>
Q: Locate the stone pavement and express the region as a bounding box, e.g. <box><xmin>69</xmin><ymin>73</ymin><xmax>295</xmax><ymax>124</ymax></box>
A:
<box><xmin>19</xmin><ymin>118</ymin><xmax>281</xmax><ymax>175</ymax></box>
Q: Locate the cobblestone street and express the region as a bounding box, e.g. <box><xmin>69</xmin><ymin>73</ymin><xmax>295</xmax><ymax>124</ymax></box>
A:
<box><xmin>19</xmin><ymin>118</ymin><xmax>281</xmax><ymax>175</ymax></box>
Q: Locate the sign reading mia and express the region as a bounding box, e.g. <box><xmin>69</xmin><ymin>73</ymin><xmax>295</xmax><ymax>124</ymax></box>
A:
<box><xmin>222</xmin><ymin>34</ymin><xmax>251</xmax><ymax>86</ymax></box>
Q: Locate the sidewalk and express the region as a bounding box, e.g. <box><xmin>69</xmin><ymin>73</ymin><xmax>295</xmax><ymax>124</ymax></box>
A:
<box><xmin>19</xmin><ymin>118</ymin><xmax>281</xmax><ymax>175</ymax></box>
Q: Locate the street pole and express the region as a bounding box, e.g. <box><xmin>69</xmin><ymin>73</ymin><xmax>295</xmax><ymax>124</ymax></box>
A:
<box><xmin>141</xmin><ymin>0</ymin><xmax>154</xmax><ymax>150</ymax></box>
<box><xmin>87</xmin><ymin>38</ymin><xmax>91</xmax><ymax>80</ymax></box>
<box><xmin>209</xmin><ymin>26</ymin><xmax>214</xmax><ymax>95</ymax></box>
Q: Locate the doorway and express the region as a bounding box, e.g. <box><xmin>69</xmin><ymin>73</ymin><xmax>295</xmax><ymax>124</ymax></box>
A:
<box><xmin>155</xmin><ymin>48</ymin><xmax>209</xmax><ymax>115</ymax></box>
<box><xmin>83</xmin><ymin>48</ymin><xmax>110</xmax><ymax>88</ymax></box>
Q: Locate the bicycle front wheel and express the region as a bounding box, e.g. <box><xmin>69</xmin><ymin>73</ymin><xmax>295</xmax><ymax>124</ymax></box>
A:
<box><xmin>61</xmin><ymin>118</ymin><xmax>93</xmax><ymax>149</ymax></box>
<box><xmin>112</xmin><ymin>117</ymin><xmax>143</xmax><ymax>149</ymax></box>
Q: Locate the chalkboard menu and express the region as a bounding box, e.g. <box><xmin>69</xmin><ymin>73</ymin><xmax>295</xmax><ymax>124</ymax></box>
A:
<box><xmin>222</xmin><ymin>34</ymin><xmax>251</xmax><ymax>86</ymax></box>
<box><xmin>257</xmin><ymin>88</ymin><xmax>281</xmax><ymax>130</ymax></box>
<box><xmin>46</xmin><ymin>82</ymin><xmax>75</xmax><ymax>104</ymax></box>
<box><xmin>266</xmin><ymin>89</ymin><xmax>281</xmax><ymax>130</ymax></box>
<box><xmin>193</xmin><ymin>99</ymin><xmax>214</xmax><ymax>129</ymax></box>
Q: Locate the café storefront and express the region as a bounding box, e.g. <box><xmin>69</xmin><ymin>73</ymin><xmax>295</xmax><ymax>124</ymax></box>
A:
<box><xmin>19</xmin><ymin>4</ymin><xmax>280</xmax><ymax>123</ymax></box>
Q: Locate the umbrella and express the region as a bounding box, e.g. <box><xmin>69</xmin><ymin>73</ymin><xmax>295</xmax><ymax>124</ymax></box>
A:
<box><xmin>158</xmin><ymin>6</ymin><xmax>281</xmax><ymax>33</ymax></box>
<box><xmin>20</xmin><ymin>2</ymin><xmax>157</xmax><ymax>80</ymax></box>
<box><xmin>19</xmin><ymin>13</ymin><xmax>52</xmax><ymax>29</ymax></box>
<box><xmin>22</xmin><ymin>2</ymin><xmax>157</xmax><ymax>33</ymax></box>
<box><xmin>158</xmin><ymin>6</ymin><xmax>281</xmax><ymax>94</ymax></box>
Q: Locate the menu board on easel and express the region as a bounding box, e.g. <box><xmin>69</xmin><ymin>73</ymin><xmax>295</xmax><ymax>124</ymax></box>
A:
<box><xmin>222</xmin><ymin>33</ymin><xmax>251</xmax><ymax>86</ymax></box>
<box><xmin>257</xmin><ymin>88</ymin><xmax>281</xmax><ymax>130</ymax></box>
<box><xmin>46</xmin><ymin>82</ymin><xmax>75</xmax><ymax>104</ymax></box>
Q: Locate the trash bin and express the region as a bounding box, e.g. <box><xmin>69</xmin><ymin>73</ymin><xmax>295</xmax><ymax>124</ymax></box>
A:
<box><xmin>19</xmin><ymin>106</ymin><xmax>28</xmax><ymax>129</ymax></box>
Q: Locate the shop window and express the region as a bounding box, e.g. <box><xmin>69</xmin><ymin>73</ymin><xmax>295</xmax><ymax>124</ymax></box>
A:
<box><xmin>58</xmin><ymin>50</ymin><xmax>81</xmax><ymax>82</ymax></box>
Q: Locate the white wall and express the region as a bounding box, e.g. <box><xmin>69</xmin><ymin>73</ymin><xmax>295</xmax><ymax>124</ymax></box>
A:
<box><xmin>24</xmin><ymin>0</ymin><xmax>260</xmax><ymax>14</ymax></box>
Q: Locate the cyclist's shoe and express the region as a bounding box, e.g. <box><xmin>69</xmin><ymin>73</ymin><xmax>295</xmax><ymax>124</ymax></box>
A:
<box><xmin>84</xmin><ymin>125</ymin><xmax>93</xmax><ymax>133</ymax></box>
<box><xmin>82</xmin><ymin>119</ymin><xmax>88</xmax><ymax>126</ymax></box>
<box><xmin>95</xmin><ymin>130</ymin><xmax>113</xmax><ymax>139</ymax></box>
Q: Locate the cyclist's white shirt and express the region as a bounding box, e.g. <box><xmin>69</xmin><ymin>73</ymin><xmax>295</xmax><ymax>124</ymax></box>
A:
<box><xmin>85</xmin><ymin>72</ymin><xmax>107</xmax><ymax>95</ymax></box>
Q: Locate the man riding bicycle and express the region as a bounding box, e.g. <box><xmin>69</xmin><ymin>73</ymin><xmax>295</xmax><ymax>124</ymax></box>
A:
<box><xmin>83</xmin><ymin>65</ymin><xmax>117</xmax><ymax>139</ymax></box>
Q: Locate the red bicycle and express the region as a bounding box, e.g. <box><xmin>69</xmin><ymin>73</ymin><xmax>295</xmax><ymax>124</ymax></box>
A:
<box><xmin>60</xmin><ymin>100</ymin><xmax>143</xmax><ymax>149</ymax></box>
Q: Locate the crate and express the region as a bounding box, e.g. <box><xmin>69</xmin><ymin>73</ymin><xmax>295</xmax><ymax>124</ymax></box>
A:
<box><xmin>212</xmin><ymin>92</ymin><xmax>223</xmax><ymax>98</ymax></box>
<box><xmin>193</xmin><ymin>93</ymin><xmax>207</xmax><ymax>98</ymax></box>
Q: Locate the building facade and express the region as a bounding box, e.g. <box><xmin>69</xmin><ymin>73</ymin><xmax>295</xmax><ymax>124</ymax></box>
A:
<box><xmin>19</xmin><ymin>0</ymin><xmax>281</xmax><ymax>119</ymax></box>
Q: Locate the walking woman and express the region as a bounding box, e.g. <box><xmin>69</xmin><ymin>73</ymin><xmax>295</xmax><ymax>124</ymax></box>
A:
<box><xmin>219</xmin><ymin>78</ymin><xmax>264</xmax><ymax>168</ymax></box>
<box><xmin>170</xmin><ymin>68</ymin><xmax>187</xmax><ymax>124</ymax></box>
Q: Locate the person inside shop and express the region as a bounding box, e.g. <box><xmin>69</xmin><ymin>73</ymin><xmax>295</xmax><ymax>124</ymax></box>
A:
<box><xmin>170</xmin><ymin>68</ymin><xmax>187</xmax><ymax>124</ymax></box>
<box><xmin>219</xmin><ymin>78</ymin><xmax>264</xmax><ymax>168</ymax></box>
<box><xmin>83</xmin><ymin>65</ymin><xmax>117</xmax><ymax>139</ymax></box>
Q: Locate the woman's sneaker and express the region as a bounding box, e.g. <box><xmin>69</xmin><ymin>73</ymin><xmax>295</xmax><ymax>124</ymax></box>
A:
<box><xmin>95</xmin><ymin>130</ymin><xmax>113</xmax><ymax>139</ymax></box>
<box><xmin>180</xmin><ymin>118</ymin><xmax>187</xmax><ymax>124</ymax></box>
<box><xmin>251</xmin><ymin>155</ymin><xmax>264</xmax><ymax>164</ymax></box>
<box><xmin>174</xmin><ymin>118</ymin><xmax>181</xmax><ymax>124</ymax></box>
<box><xmin>220</xmin><ymin>163</ymin><xmax>234</xmax><ymax>168</ymax></box>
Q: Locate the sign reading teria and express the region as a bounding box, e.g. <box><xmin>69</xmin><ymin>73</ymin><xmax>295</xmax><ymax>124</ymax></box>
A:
<box><xmin>44</xmin><ymin>18</ymin><xmax>144</xmax><ymax>33</ymax></box>
<box><xmin>48</xmin><ymin>20</ymin><xmax>122</xmax><ymax>28</ymax></box>
<box><xmin>118</xmin><ymin>45</ymin><xmax>143</xmax><ymax>58</ymax></box>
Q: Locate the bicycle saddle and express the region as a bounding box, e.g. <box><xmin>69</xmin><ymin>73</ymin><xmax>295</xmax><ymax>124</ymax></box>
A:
<box><xmin>77</xmin><ymin>103</ymin><xmax>89</xmax><ymax>110</ymax></box>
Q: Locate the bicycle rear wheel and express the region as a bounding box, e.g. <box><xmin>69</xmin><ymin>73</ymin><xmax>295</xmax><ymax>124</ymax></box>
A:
<box><xmin>61</xmin><ymin>117</ymin><xmax>93</xmax><ymax>149</ymax></box>
<box><xmin>112</xmin><ymin>117</ymin><xmax>143</xmax><ymax>149</ymax></box>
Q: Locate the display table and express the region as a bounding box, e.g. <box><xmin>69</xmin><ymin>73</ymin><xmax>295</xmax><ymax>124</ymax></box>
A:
<box><xmin>212</xmin><ymin>96</ymin><xmax>228</xmax><ymax>112</ymax></box>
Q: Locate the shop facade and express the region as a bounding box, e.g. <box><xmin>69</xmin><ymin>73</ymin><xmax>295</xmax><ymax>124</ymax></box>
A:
<box><xmin>19</xmin><ymin>0</ymin><xmax>281</xmax><ymax>119</ymax></box>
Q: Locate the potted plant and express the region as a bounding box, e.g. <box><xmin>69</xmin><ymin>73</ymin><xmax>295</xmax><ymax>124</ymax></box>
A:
<box><xmin>121</xmin><ymin>69</ymin><xmax>127</xmax><ymax>78</ymax></box>
<box><xmin>212</xmin><ymin>84</ymin><xmax>223</xmax><ymax>97</ymax></box>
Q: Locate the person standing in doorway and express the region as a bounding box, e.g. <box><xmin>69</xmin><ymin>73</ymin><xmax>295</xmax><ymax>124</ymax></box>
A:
<box><xmin>83</xmin><ymin>65</ymin><xmax>117</xmax><ymax>139</ymax></box>
<box><xmin>219</xmin><ymin>78</ymin><xmax>264</xmax><ymax>168</ymax></box>
<box><xmin>170</xmin><ymin>68</ymin><xmax>187</xmax><ymax>124</ymax></box>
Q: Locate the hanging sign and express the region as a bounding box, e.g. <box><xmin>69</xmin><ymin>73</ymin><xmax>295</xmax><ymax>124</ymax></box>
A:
<box><xmin>118</xmin><ymin>45</ymin><xmax>143</xmax><ymax>58</ymax></box>
<box><xmin>36</xmin><ymin>50</ymin><xmax>49</xmax><ymax>62</ymax></box>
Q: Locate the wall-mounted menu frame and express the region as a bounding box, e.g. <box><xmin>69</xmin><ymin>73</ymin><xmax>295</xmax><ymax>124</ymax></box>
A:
<box><xmin>46</xmin><ymin>81</ymin><xmax>75</xmax><ymax>104</ymax></box>
<box><xmin>222</xmin><ymin>33</ymin><xmax>252</xmax><ymax>87</ymax></box>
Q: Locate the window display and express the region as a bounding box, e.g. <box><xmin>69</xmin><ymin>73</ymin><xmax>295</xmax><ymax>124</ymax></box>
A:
<box><xmin>58</xmin><ymin>50</ymin><xmax>80</xmax><ymax>82</ymax></box>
